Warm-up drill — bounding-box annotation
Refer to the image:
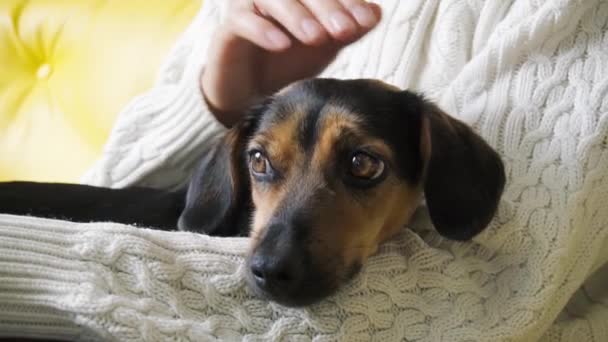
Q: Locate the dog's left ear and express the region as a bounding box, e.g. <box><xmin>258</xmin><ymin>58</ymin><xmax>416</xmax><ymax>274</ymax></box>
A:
<box><xmin>418</xmin><ymin>101</ymin><xmax>506</xmax><ymax>241</ymax></box>
<box><xmin>177</xmin><ymin>102</ymin><xmax>266</xmax><ymax>236</ymax></box>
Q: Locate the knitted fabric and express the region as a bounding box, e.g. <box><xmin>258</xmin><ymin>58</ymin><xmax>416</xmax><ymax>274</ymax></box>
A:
<box><xmin>1</xmin><ymin>0</ymin><xmax>608</xmax><ymax>341</ymax></box>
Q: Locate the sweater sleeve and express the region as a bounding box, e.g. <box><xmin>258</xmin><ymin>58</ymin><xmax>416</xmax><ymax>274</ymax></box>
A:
<box><xmin>80</xmin><ymin>0</ymin><xmax>229</xmax><ymax>190</ymax></box>
<box><xmin>0</xmin><ymin>214</ymin><xmax>250</xmax><ymax>341</ymax></box>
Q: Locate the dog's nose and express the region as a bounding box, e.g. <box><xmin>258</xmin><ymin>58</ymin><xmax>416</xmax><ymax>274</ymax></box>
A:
<box><xmin>249</xmin><ymin>221</ymin><xmax>307</xmax><ymax>291</ymax></box>
<box><xmin>249</xmin><ymin>251</ymin><xmax>302</xmax><ymax>290</ymax></box>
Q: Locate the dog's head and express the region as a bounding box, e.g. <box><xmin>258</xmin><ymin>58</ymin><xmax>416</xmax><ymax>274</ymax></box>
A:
<box><xmin>179</xmin><ymin>78</ymin><xmax>505</xmax><ymax>307</ymax></box>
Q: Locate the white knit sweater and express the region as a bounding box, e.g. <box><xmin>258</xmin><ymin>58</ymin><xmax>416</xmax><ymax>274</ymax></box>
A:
<box><xmin>1</xmin><ymin>0</ymin><xmax>607</xmax><ymax>341</ymax></box>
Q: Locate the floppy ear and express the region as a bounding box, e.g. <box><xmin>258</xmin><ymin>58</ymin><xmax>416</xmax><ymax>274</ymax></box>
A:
<box><xmin>177</xmin><ymin>103</ymin><xmax>265</xmax><ymax>236</ymax></box>
<box><xmin>420</xmin><ymin>102</ymin><xmax>506</xmax><ymax>241</ymax></box>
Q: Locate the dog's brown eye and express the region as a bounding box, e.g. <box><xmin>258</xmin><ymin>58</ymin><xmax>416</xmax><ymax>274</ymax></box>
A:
<box><xmin>350</xmin><ymin>152</ymin><xmax>385</xmax><ymax>180</ymax></box>
<box><xmin>250</xmin><ymin>151</ymin><xmax>269</xmax><ymax>175</ymax></box>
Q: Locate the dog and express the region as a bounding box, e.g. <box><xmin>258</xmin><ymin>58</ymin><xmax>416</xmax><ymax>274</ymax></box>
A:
<box><xmin>0</xmin><ymin>78</ymin><xmax>505</xmax><ymax>307</ymax></box>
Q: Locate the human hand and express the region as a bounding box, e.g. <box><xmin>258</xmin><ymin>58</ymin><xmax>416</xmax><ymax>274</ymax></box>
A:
<box><xmin>201</xmin><ymin>0</ymin><xmax>382</xmax><ymax>126</ymax></box>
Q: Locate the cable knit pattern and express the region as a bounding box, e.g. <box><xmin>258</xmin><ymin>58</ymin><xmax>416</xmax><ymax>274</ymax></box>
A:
<box><xmin>2</xmin><ymin>0</ymin><xmax>608</xmax><ymax>341</ymax></box>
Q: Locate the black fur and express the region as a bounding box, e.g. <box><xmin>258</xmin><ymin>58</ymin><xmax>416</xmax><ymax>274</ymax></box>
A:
<box><xmin>421</xmin><ymin>103</ymin><xmax>506</xmax><ymax>240</ymax></box>
<box><xmin>0</xmin><ymin>182</ymin><xmax>184</xmax><ymax>230</ymax></box>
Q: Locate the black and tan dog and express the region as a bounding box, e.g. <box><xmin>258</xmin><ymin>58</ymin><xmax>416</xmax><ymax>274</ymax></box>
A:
<box><xmin>0</xmin><ymin>78</ymin><xmax>505</xmax><ymax>307</ymax></box>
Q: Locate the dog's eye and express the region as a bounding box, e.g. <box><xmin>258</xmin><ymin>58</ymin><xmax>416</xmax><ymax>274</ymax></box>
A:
<box><xmin>249</xmin><ymin>151</ymin><xmax>270</xmax><ymax>175</ymax></box>
<box><xmin>350</xmin><ymin>152</ymin><xmax>385</xmax><ymax>180</ymax></box>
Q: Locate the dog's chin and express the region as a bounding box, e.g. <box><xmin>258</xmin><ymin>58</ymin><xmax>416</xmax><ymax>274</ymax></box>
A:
<box><xmin>243</xmin><ymin>270</ymin><xmax>334</xmax><ymax>307</ymax></box>
<box><xmin>244</xmin><ymin>263</ymin><xmax>363</xmax><ymax>308</ymax></box>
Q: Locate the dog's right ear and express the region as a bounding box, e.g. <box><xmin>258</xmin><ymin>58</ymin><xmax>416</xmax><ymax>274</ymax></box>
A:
<box><xmin>177</xmin><ymin>101</ymin><xmax>267</xmax><ymax>236</ymax></box>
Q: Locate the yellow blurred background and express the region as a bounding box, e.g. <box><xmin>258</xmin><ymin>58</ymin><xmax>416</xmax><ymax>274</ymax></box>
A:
<box><xmin>0</xmin><ymin>0</ymin><xmax>199</xmax><ymax>182</ymax></box>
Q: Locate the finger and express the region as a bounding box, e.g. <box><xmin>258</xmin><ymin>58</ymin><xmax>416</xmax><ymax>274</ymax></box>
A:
<box><xmin>226</xmin><ymin>10</ymin><xmax>292</xmax><ymax>51</ymax></box>
<box><xmin>254</xmin><ymin>0</ymin><xmax>329</xmax><ymax>45</ymax></box>
<box><xmin>300</xmin><ymin>0</ymin><xmax>360</xmax><ymax>41</ymax></box>
<box><xmin>369</xmin><ymin>3</ymin><xmax>383</xmax><ymax>23</ymax></box>
<box><xmin>338</xmin><ymin>0</ymin><xmax>381</xmax><ymax>28</ymax></box>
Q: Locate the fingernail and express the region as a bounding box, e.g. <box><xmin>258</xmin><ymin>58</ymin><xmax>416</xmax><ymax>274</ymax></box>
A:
<box><xmin>329</xmin><ymin>11</ymin><xmax>356</xmax><ymax>35</ymax></box>
<box><xmin>301</xmin><ymin>18</ymin><xmax>322</xmax><ymax>41</ymax></box>
<box><xmin>351</xmin><ymin>5</ymin><xmax>377</xmax><ymax>27</ymax></box>
<box><xmin>266</xmin><ymin>29</ymin><xmax>290</xmax><ymax>49</ymax></box>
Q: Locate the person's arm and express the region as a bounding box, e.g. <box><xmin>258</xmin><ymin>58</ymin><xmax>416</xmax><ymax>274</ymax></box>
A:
<box><xmin>0</xmin><ymin>213</ymin><xmax>252</xmax><ymax>341</ymax></box>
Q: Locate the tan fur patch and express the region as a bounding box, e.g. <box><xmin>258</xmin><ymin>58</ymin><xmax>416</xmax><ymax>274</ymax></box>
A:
<box><xmin>312</xmin><ymin>107</ymin><xmax>360</xmax><ymax>168</ymax></box>
<box><xmin>250</xmin><ymin>184</ymin><xmax>286</xmax><ymax>245</ymax></box>
<box><xmin>308</xmin><ymin>170</ymin><xmax>421</xmax><ymax>272</ymax></box>
<box><xmin>249</xmin><ymin>109</ymin><xmax>304</xmax><ymax>173</ymax></box>
<box><xmin>312</xmin><ymin>106</ymin><xmax>394</xmax><ymax>172</ymax></box>
<box><xmin>248</xmin><ymin>108</ymin><xmax>305</xmax><ymax>246</ymax></box>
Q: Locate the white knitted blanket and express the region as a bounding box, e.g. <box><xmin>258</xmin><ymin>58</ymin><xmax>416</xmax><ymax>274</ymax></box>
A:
<box><xmin>1</xmin><ymin>0</ymin><xmax>607</xmax><ymax>341</ymax></box>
